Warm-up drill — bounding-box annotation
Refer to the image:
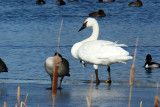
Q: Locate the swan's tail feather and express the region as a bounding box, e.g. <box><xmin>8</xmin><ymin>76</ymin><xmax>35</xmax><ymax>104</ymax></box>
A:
<box><xmin>114</xmin><ymin>41</ymin><xmax>128</xmax><ymax>47</ymax></box>
<box><xmin>118</xmin><ymin>56</ymin><xmax>133</xmax><ymax>63</ymax></box>
<box><xmin>116</xmin><ymin>44</ymin><xmax>128</xmax><ymax>47</ymax></box>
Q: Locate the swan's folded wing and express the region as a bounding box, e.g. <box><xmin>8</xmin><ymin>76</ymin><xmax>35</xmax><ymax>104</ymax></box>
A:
<box><xmin>78</xmin><ymin>41</ymin><xmax>132</xmax><ymax>65</ymax></box>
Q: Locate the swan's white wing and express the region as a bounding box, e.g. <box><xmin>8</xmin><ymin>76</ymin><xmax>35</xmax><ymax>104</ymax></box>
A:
<box><xmin>78</xmin><ymin>40</ymin><xmax>132</xmax><ymax>65</ymax></box>
<box><xmin>91</xmin><ymin>40</ymin><xmax>128</xmax><ymax>47</ymax></box>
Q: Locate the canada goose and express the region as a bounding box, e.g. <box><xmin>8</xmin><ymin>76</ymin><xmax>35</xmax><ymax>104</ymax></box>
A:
<box><xmin>0</xmin><ymin>58</ymin><xmax>8</xmax><ymax>73</ymax></box>
<box><xmin>45</xmin><ymin>52</ymin><xmax>70</xmax><ymax>89</ymax></box>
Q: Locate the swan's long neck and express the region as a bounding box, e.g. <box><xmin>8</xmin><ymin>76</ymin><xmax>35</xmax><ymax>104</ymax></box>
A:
<box><xmin>71</xmin><ymin>19</ymin><xmax>99</xmax><ymax>59</ymax></box>
<box><xmin>82</xmin><ymin>21</ymin><xmax>99</xmax><ymax>43</ymax></box>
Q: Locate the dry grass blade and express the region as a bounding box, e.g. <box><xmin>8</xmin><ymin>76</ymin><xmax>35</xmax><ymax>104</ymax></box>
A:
<box><xmin>140</xmin><ymin>101</ymin><xmax>142</xmax><ymax>107</ymax></box>
<box><xmin>52</xmin><ymin>19</ymin><xmax>64</xmax><ymax>97</ymax></box>
<box><xmin>17</xmin><ymin>86</ymin><xmax>20</xmax><ymax>106</ymax></box>
<box><xmin>128</xmin><ymin>38</ymin><xmax>138</xmax><ymax>107</ymax></box>
<box><xmin>20</xmin><ymin>101</ymin><xmax>28</xmax><ymax>107</ymax></box>
<box><xmin>86</xmin><ymin>74</ymin><xmax>94</xmax><ymax>107</ymax></box>
<box><xmin>25</xmin><ymin>93</ymin><xmax>28</xmax><ymax>104</ymax></box>
<box><xmin>3</xmin><ymin>102</ymin><xmax>7</xmax><ymax>107</ymax></box>
<box><xmin>57</xmin><ymin>18</ymin><xmax>64</xmax><ymax>53</ymax></box>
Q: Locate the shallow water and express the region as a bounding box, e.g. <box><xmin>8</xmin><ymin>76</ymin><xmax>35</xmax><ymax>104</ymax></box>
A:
<box><xmin>0</xmin><ymin>0</ymin><xmax>160</xmax><ymax>106</ymax></box>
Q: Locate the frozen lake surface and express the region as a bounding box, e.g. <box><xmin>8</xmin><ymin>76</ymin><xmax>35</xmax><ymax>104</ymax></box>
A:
<box><xmin>0</xmin><ymin>0</ymin><xmax>160</xmax><ymax>106</ymax></box>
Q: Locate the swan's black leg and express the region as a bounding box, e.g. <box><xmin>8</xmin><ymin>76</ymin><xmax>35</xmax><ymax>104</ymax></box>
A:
<box><xmin>105</xmin><ymin>66</ymin><xmax>112</xmax><ymax>84</ymax></box>
<box><xmin>95</xmin><ymin>69</ymin><xmax>100</xmax><ymax>85</ymax></box>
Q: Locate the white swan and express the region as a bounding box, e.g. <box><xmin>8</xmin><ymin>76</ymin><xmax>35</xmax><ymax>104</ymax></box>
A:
<box><xmin>71</xmin><ymin>17</ymin><xmax>132</xmax><ymax>84</ymax></box>
<box><xmin>45</xmin><ymin>52</ymin><xmax>70</xmax><ymax>89</ymax></box>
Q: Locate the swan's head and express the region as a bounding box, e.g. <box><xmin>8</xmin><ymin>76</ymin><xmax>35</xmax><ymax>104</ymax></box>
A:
<box><xmin>78</xmin><ymin>18</ymin><xmax>97</xmax><ymax>32</ymax></box>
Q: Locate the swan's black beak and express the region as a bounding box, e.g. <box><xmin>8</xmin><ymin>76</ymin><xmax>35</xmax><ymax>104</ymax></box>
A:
<box><xmin>78</xmin><ymin>21</ymin><xmax>87</xmax><ymax>32</ymax></box>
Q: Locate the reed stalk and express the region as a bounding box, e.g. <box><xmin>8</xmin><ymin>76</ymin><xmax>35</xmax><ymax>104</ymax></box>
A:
<box><xmin>129</xmin><ymin>38</ymin><xmax>138</xmax><ymax>86</ymax></box>
<box><xmin>17</xmin><ymin>86</ymin><xmax>20</xmax><ymax>106</ymax></box>
<box><xmin>154</xmin><ymin>83</ymin><xmax>159</xmax><ymax>107</ymax></box>
<box><xmin>52</xmin><ymin>96</ymin><xmax>56</xmax><ymax>107</ymax></box>
<box><xmin>86</xmin><ymin>74</ymin><xmax>94</xmax><ymax>107</ymax></box>
<box><xmin>52</xmin><ymin>19</ymin><xmax>64</xmax><ymax>107</ymax></box>
<box><xmin>52</xmin><ymin>54</ymin><xmax>61</xmax><ymax>96</ymax></box>
<box><xmin>128</xmin><ymin>38</ymin><xmax>138</xmax><ymax>107</ymax></box>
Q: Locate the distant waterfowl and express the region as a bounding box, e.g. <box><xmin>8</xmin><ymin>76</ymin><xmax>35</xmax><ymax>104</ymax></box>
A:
<box><xmin>0</xmin><ymin>58</ymin><xmax>8</xmax><ymax>72</ymax></box>
<box><xmin>99</xmin><ymin>0</ymin><xmax>115</xmax><ymax>3</ymax></box>
<box><xmin>36</xmin><ymin>0</ymin><xmax>45</xmax><ymax>4</ymax></box>
<box><xmin>144</xmin><ymin>54</ymin><xmax>160</xmax><ymax>69</ymax></box>
<box><xmin>68</xmin><ymin>0</ymin><xmax>77</xmax><ymax>2</ymax></box>
<box><xmin>89</xmin><ymin>9</ymin><xmax>106</xmax><ymax>17</ymax></box>
<box><xmin>71</xmin><ymin>18</ymin><xmax>132</xmax><ymax>84</ymax></box>
<box><xmin>128</xmin><ymin>0</ymin><xmax>143</xmax><ymax>7</ymax></box>
<box><xmin>56</xmin><ymin>0</ymin><xmax>66</xmax><ymax>5</ymax></box>
<box><xmin>45</xmin><ymin>52</ymin><xmax>70</xmax><ymax>89</ymax></box>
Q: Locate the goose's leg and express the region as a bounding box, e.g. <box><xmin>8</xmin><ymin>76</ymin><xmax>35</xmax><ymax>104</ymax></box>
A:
<box><xmin>95</xmin><ymin>69</ymin><xmax>100</xmax><ymax>85</ymax></box>
<box><xmin>46</xmin><ymin>76</ymin><xmax>53</xmax><ymax>90</ymax></box>
<box><xmin>105</xmin><ymin>66</ymin><xmax>112</xmax><ymax>84</ymax></box>
<box><xmin>50</xmin><ymin>76</ymin><xmax>53</xmax><ymax>89</ymax></box>
<box><xmin>58</xmin><ymin>77</ymin><xmax>64</xmax><ymax>90</ymax></box>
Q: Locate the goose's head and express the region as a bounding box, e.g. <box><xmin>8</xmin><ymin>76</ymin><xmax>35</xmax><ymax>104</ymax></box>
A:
<box><xmin>54</xmin><ymin>52</ymin><xmax>62</xmax><ymax>58</ymax></box>
<box><xmin>78</xmin><ymin>18</ymin><xmax>97</xmax><ymax>32</ymax></box>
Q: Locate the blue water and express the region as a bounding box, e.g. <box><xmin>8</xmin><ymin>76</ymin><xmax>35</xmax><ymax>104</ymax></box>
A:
<box><xmin>0</xmin><ymin>0</ymin><xmax>160</xmax><ymax>86</ymax></box>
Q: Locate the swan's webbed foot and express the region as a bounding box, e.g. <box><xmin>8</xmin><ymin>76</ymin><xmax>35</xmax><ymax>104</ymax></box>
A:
<box><xmin>104</xmin><ymin>80</ymin><xmax>112</xmax><ymax>84</ymax></box>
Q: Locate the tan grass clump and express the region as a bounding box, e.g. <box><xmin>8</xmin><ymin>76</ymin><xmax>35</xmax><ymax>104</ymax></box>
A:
<box><xmin>3</xmin><ymin>102</ymin><xmax>7</xmax><ymax>107</ymax></box>
<box><xmin>15</xmin><ymin>86</ymin><xmax>29</xmax><ymax>107</ymax></box>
